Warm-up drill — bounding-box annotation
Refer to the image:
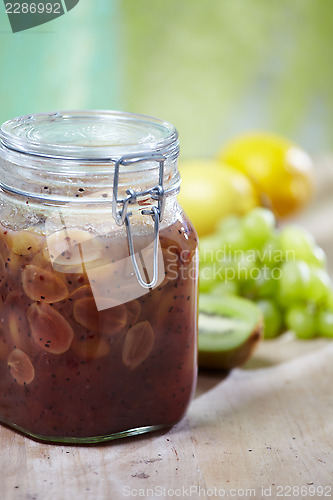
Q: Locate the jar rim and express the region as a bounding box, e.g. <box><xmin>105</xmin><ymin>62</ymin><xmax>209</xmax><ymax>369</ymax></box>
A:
<box><xmin>0</xmin><ymin>110</ymin><xmax>179</xmax><ymax>161</ymax></box>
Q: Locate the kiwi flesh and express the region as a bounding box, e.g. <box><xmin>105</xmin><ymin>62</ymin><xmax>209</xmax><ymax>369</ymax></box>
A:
<box><xmin>198</xmin><ymin>294</ymin><xmax>263</xmax><ymax>370</ymax></box>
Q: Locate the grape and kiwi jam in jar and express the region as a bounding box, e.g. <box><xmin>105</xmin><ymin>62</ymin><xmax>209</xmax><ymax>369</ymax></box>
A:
<box><xmin>0</xmin><ymin>111</ymin><xmax>198</xmax><ymax>443</ymax></box>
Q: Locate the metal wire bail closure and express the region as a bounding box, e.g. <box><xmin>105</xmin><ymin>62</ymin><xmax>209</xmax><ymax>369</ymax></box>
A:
<box><xmin>112</xmin><ymin>153</ymin><xmax>166</xmax><ymax>288</ymax></box>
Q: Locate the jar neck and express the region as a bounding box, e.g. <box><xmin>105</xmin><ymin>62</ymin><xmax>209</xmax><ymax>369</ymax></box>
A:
<box><xmin>0</xmin><ymin>145</ymin><xmax>181</xmax><ymax>205</ymax></box>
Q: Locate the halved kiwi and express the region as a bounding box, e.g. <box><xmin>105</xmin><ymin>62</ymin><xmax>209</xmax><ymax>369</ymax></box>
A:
<box><xmin>198</xmin><ymin>294</ymin><xmax>263</xmax><ymax>370</ymax></box>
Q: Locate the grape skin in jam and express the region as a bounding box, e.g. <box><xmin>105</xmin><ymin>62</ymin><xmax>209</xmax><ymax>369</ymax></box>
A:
<box><xmin>0</xmin><ymin>216</ymin><xmax>198</xmax><ymax>440</ymax></box>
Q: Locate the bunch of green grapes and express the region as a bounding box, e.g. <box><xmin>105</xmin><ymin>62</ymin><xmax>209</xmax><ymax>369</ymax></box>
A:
<box><xmin>199</xmin><ymin>207</ymin><xmax>333</xmax><ymax>340</ymax></box>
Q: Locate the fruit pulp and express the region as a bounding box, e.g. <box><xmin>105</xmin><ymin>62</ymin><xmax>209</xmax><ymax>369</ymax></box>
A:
<box><xmin>0</xmin><ymin>215</ymin><xmax>198</xmax><ymax>443</ymax></box>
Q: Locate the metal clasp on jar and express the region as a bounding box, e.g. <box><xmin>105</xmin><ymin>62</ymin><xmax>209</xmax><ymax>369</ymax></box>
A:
<box><xmin>112</xmin><ymin>153</ymin><xmax>166</xmax><ymax>289</ymax></box>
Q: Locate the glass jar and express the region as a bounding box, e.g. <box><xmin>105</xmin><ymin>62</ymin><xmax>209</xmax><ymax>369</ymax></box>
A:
<box><xmin>0</xmin><ymin>110</ymin><xmax>198</xmax><ymax>443</ymax></box>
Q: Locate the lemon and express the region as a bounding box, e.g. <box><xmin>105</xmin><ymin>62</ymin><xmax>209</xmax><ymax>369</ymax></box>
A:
<box><xmin>178</xmin><ymin>160</ymin><xmax>259</xmax><ymax>237</ymax></box>
<box><xmin>218</xmin><ymin>132</ymin><xmax>314</xmax><ymax>218</ymax></box>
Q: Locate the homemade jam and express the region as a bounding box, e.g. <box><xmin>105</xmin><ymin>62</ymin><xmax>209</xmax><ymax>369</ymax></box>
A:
<box><xmin>0</xmin><ymin>111</ymin><xmax>198</xmax><ymax>442</ymax></box>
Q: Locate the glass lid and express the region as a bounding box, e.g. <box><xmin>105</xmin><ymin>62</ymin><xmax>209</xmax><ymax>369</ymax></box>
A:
<box><xmin>0</xmin><ymin>110</ymin><xmax>179</xmax><ymax>160</ymax></box>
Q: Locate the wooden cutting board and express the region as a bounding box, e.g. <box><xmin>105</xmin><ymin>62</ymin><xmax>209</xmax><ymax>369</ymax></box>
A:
<box><xmin>1</xmin><ymin>158</ymin><xmax>333</xmax><ymax>500</ymax></box>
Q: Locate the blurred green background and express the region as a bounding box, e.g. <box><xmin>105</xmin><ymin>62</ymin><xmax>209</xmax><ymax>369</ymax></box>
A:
<box><xmin>0</xmin><ymin>0</ymin><xmax>333</xmax><ymax>157</ymax></box>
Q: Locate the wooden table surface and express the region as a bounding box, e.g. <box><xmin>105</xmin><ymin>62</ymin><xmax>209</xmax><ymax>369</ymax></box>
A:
<box><xmin>1</xmin><ymin>158</ymin><xmax>333</xmax><ymax>500</ymax></box>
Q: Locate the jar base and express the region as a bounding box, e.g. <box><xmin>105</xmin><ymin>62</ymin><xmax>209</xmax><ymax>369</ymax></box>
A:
<box><xmin>0</xmin><ymin>420</ymin><xmax>171</xmax><ymax>444</ymax></box>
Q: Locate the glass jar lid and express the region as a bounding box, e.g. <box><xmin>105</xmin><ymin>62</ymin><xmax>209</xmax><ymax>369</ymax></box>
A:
<box><xmin>0</xmin><ymin>110</ymin><xmax>180</xmax><ymax>201</ymax></box>
<box><xmin>0</xmin><ymin>110</ymin><xmax>179</xmax><ymax>161</ymax></box>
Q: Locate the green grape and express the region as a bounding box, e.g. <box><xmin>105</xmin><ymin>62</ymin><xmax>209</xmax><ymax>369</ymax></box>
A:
<box><xmin>220</xmin><ymin>219</ymin><xmax>250</xmax><ymax>253</ymax></box>
<box><xmin>325</xmin><ymin>289</ymin><xmax>333</xmax><ymax>311</ymax></box>
<box><xmin>277</xmin><ymin>260</ymin><xmax>311</xmax><ymax>303</ymax></box>
<box><xmin>239</xmin><ymin>274</ymin><xmax>258</xmax><ymax>298</ymax></box>
<box><xmin>242</xmin><ymin>207</ymin><xmax>276</xmax><ymax>248</ymax></box>
<box><xmin>285</xmin><ymin>304</ymin><xmax>317</xmax><ymax>339</ymax></box>
<box><xmin>200</xmin><ymin>257</ymin><xmax>240</xmax><ymax>291</ymax></box>
<box><xmin>209</xmin><ymin>249</ymin><xmax>255</xmax><ymax>284</ymax></box>
<box><xmin>307</xmin><ymin>245</ymin><xmax>327</xmax><ymax>269</ymax></box>
<box><xmin>199</xmin><ymin>264</ymin><xmax>217</xmax><ymax>293</ymax></box>
<box><xmin>211</xmin><ymin>280</ymin><xmax>239</xmax><ymax>297</ymax></box>
<box><xmin>217</xmin><ymin>215</ymin><xmax>241</xmax><ymax>235</ymax></box>
<box><xmin>306</xmin><ymin>267</ymin><xmax>330</xmax><ymax>304</ymax></box>
<box><xmin>234</xmin><ymin>252</ymin><xmax>257</xmax><ymax>281</ymax></box>
<box><xmin>256</xmin><ymin>267</ymin><xmax>280</xmax><ymax>298</ymax></box>
<box><xmin>317</xmin><ymin>310</ymin><xmax>333</xmax><ymax>338</ymax></box>
<box><xmin>241</xmin><ymin>266</ymin><xmax>278</xmax><ymax>299</ymax></box>
<box><xmin>279</xmin><ymin>225</ymin><xmax>316</xmax><ymax>262</ymax></box>
<box><xmin>199</xmin><ymin>235</ymin><xmax>224</xmax><ymax>264</ymax></box>
<box><xmin>258</xmin><ymin>233</ymin><xmax>284</xmax><ymax>268</ymax></box>
<box><xmin>256</xmin><ymin>299</ymin><xmax>283</xmax><ymax>339</ymax></box>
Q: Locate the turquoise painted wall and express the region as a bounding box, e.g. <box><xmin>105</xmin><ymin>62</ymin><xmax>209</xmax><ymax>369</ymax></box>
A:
<box><xmin>0</xmin><ymin>1</ymin><xmax>123</xmax><ymax>122</ymax></box>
